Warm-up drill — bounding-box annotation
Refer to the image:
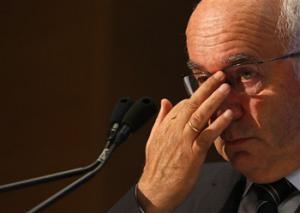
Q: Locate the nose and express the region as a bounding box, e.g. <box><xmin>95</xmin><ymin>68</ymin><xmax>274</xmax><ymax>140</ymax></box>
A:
<box><xmin>215</xmin><ymin>90</ymin><xmax>244</xmax><ymax>121</ymax></box>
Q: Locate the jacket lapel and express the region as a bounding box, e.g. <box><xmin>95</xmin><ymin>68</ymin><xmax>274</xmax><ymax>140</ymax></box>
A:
<box><xmin>219</xmin><ymin>176</ymin><xmax>246</xmax><ymax>213</ymax></box>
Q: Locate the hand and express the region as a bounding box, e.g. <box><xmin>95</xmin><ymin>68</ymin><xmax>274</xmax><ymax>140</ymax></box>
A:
<box><xmin>136</xmin><ymin>71</ymin><xmax>233</xmax><ymax>213</ymax></box>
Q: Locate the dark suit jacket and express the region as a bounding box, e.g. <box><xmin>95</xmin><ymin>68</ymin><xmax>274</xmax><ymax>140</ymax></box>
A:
<box><xmin>110</xmin><ymin>162</ymin><xmax>300</xmax><ymax>212</ymax></box>
<box><xmin>109</xmin><ymin>162</ymin><xmax>245</xmax><ymax>213</ymax></box>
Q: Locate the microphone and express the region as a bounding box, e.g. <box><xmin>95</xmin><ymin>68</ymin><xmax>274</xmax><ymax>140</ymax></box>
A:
<box><xmin>28</xmin><ymin>97</ymin><xmax>157</xmax><ymax>213</ymax></box>
<box><xmin>0</xmin><ymin>97</ymin><xmax>134</xmax><ymax>193</ymax></box>
<box><xmin>105</xmin><ymin>97</ymin><xmax>134</xmax><ymax>148</ymax></box>
<box><xmin>113</xmin><ymin>97</ymin><xmax>157</xmax><ymax>146</ymax></box>
<box><xmin>110</xmin><ymin>97</ymin><xmax>134</xmax><ymax>126</ymax></box>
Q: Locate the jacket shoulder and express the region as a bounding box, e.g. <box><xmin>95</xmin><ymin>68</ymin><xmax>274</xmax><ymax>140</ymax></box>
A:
<box><xmin>174</xmin><ymin>162</ymin><xmax>242</xmax><ymax>213</ymax></box>
<box><xmin>200</xmin><ymin>162</ymin><xmax>240</xmax><ymax>183</ymax></box>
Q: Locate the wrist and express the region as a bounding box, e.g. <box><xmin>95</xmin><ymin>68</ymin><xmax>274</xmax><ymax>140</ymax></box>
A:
<box><xmin>136</xmin><ymin>182</ymin><xmax>173</xmax><ymax>213</ymax></box>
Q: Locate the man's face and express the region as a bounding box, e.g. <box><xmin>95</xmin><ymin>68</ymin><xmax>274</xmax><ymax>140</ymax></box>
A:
<box><xmin>186</xmin><ymin>0</ymin><xmax>300</xmax><ymax>183</ymax></box>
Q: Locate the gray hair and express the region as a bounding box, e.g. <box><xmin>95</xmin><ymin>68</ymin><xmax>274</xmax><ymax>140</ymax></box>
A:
<box><xmin>277</xmin><ymin>0</ymin><xmax>300</xmax><ymax>76</ymax></box>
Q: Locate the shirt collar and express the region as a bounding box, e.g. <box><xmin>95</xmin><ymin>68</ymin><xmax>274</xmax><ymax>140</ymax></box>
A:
<box><xmin>242</xmin><ymin>180</ymin><xmax>253</xmax><ymax>197</ymax></box>
<box><xmin>286</xmin><ymin>167</ymin><xmax>300</xmax><ymax>191</ymax></box>
<box><xmin>242</xmin><ymin>167</ymin><xmax>300</xmax><ymax>197</ymax></box>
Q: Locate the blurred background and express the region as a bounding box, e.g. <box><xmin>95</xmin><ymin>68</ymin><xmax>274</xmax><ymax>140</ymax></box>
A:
<box><xmin>0</xmin><ymin>0</ymin><xmax>222</xmax><ymax>212</ymax></box>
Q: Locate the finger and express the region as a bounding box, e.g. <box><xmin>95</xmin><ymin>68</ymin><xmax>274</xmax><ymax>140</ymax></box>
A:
<box><xmin>184</xmin><ymin>83</ymin><xmax>231</xmax><ymax>142</ymax></box>
<box><xmin>192</xmin><ymin>109</ymin><xmax>233</xmax><ymax>154</ymax></box>
<box><xmin>152</xmin><ymin>99</ymin><xmax>173</xmax><ymax>131</ymax></box>
<box><xmin>146</xmin><ymin>99</ymin><xmax>173</xmax><ymax>153</ymax></box>
<box><xmin>160</xmin><ymin>71</ymin><xmax>226</xmax><ymax>130</ymax></box>
<box><xmin>176</xmin><ymin>71</ymin><xmax>226</xmax><ymax>128</ymax></box>
<box><xmin>188</xmin><ymin>71</ymin><xmax>225</xmax><ymax>111</ymax></box>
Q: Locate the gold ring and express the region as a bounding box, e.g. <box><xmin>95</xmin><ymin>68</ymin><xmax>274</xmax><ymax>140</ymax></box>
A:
<box><xmin>188</xmin><ymin>121</ymin><xmax>201</xmax><ymax>133</ymax></box>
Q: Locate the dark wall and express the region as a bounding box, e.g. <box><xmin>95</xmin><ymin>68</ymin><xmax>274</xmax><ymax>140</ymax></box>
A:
<box><xmin>0</xmin><ymin>0</ymin><xmax>222</xmax><ymax>212</ymax></box>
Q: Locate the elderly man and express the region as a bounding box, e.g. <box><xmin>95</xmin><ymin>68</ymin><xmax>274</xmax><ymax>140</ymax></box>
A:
<box><xmin>110</xmin><ymin>0</ymin><xmax>300</xmax><ymax>212</ymax></box>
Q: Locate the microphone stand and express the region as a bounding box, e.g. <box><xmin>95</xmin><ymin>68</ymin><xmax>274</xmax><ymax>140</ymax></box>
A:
<box><xmin>0</xmin><ymin>131</ymin><xmax>117</xmax><ymax>193</ymax></box>
<box><xmin>0</xmin><ymin>161</ymin><xmax>98</xmax><ymax>193</ymax></box>
<box><xmin>0</xmin><ymin>97</ymin><xmax>155</xmax><ymax>212</ymax></box>
<box><xmin>28</xmin><ymin>143</ymin><xmax>117</xmax><ymax>213</ymax></box>
<box><xmin>27</xmin><ymin>123</ymin><xmax>132</xmax><ymax>212</ymax></box>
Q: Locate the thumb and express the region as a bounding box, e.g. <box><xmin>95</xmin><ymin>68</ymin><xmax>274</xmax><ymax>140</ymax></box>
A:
<box><xmin>152</xmin><ymin>98</ymin><xmax>173</xmax><ymax>131</ymax></box>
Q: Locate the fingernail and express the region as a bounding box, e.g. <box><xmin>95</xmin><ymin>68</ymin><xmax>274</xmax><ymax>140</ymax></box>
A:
<box><xmin>218</xmin><ymin>84</ymin><xmax>230</xmax><ymax>93</ymax></box>
<box><xmin>223</xmin><ymin>109</ymin><xmax>233</xmax><ymax>119</ymax></box>
<box><xmin>214</xmin><ymin>71</ymin><xmax>225</xmax><ymax>81</ymax></box>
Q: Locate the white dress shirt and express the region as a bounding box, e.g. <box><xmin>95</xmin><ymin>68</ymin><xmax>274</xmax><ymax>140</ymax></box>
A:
<box><xmin>238</xmin><ymin>168</ymin><xmax>300</xmax><ymax>213</ymax></box>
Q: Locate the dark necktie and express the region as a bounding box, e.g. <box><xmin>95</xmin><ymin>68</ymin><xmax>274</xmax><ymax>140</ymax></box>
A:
<box><xmin>253</xmin><ymin>178</ymin><xmax>296</xmax><ymax>213</ymax></box>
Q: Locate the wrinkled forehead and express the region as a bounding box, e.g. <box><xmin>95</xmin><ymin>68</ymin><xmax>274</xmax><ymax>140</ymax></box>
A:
<box><xmin>186</xmin><ymin>0</ymin><xmax>282</xmax><ymax>72</ymax></box>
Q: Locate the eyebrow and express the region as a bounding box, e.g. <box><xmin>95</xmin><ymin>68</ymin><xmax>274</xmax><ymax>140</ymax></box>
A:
<box><xmin>186</xmin><ymin>60</ymin><xmax>204</xmax><ymax>72</ymax></box>
<box><xmin>226</xmin><ymin>54</ymin><xmax>259</xmax><ymax>68</ymax></box>
<box><xmin>187</xmin><ymin>53</ymin><xmax>259</xmax><ymax>73</ymax></box>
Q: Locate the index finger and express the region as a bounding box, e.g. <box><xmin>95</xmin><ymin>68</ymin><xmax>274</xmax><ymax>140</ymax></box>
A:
<box><xmin>157</xmin><ymin>71</ymin><xmax>226</xmax><ymax>129</ymax></box>
<box><xmin>186</xmin><ymin>71</ymin><xmax>225</xmax><ymax>115</ymax></box>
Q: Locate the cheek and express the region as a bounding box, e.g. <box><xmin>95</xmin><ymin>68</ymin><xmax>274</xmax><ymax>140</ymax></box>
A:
<box><xmin>250</xmin><ymin>85</ymin><xmax>300</xmax><ymax>148</ymax></box>
<box><xmin>249</xmin><ymin>98</ymin><xmax>286</xmax><ymax>149</ymax></box>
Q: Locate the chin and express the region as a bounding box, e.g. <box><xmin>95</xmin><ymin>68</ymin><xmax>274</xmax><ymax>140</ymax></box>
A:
<box><xmin>228</xmin><ymin>152</ymin><xmax>283</xmax><ymax>183</ymax></box>
<box><xmin>229</xmin><ymin>151</ymin><xmax>252</xmax><ymax>169</ymax></box>
<box><xmin>228</xmin><ymin>152</ymin><xmax>264</xmax><ymax>181</ymax></box>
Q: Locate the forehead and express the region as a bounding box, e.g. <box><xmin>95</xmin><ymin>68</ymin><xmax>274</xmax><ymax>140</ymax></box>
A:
<box><xmin>186</xmin><ymin>0</ymin><xmax>282</xmax><ymax>73</ymax></box>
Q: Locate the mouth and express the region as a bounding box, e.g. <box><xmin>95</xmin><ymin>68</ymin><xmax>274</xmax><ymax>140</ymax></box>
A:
<box><xmin>224</xmin><ymin>137</ymin><xmax>255</xmax><ymax>146</ymax></box>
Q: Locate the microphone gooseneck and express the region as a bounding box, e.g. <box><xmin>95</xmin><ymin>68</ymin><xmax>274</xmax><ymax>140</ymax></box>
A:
<box><xmin>28</xmin><ymin>96</ymin><xmax>157</xmax><ymax>212</ymax></box>
<box><xmin>0</xmin><ymin>97</ymin><xmax>134</xmax><ymax>193</ymax></box>
<box><xmin>28</xmin><ymin>143</ymin><xmax>118</xmax><ymax>213</ymax></box>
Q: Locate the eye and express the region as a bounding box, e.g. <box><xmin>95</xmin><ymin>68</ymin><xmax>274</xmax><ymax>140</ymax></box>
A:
<box><xmin>235</xmin><ymin>67</ymin><xmax>259</xmax><ymax>82</ymax></box>
<box><xmin>225</xmin><ymin>64</ymin><xmax>264</xmax><ymax>95</ymax></box>
<box><xmin>195</xmin><ymin>73</ymin><xmax>209</xmax><ymax>84</ymax></box>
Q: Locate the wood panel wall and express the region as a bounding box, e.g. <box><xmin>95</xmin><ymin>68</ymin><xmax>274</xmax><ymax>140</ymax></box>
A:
<box><xmin>0</xmin><ymin>0</ymin><xmax>221</xmax><ymax>212</ymax></box>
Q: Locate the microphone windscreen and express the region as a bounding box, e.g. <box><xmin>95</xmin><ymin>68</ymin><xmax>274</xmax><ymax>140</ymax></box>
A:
<box><xmin>110</xmin><ymin>97</ymin><xmax>134</xmax><ymax>125</ymax></box>
<box><xmin>122</xmin><ymin>97</ymin><xmax>157</xmax><ymax>132</ymax></box>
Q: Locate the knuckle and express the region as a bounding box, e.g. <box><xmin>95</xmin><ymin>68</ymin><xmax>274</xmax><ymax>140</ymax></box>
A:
<box><xmin>204</xmin><ymin>99</ymin><xmax>216</xmax><ymax>110</ymax></box>
<box><xmin>205</xmin><ymin>90</ymin><xmax>226</xmax><ymax>109</ymax></box>
<box><xmin>186</xmin><ymin>100</ymin><xmax>199</xmax><ymax>112</ymax></box>
<box><xmin>177</xmin><ymin>99</ymin><xmax>194</xmax><ymax>112</ymax></box>
<box><xmin>197</xmin><ymin>129</ymin><xmax>216</xmax><ymax>148</ymax></box>
<box><xmin>192</xmin><ymin>111</ymin><xmax>205</xmax><ymax>124</ymax></box>
<box><xmin>169</xmin><ymin>99</ymin><xmax>188</xmax><ymax>112</ymax></box>
<box><xmin>204</xmin><ymin>74</ymin><xmax>219</xmax><ymax>86</ymax></box>
<box><xmin>200</xmin><ymin>128</ymin><xmax>213</xmax><ymax>141</ymax></box>
<box><xmin>212</xmin><ymin>89</ymin><xmax>226</xmax><ymax>101</ymax></box>
<box><xmin>179</xmin><ymin>99</ymin><xmax>189</xmax><ymax>106</ymax></box>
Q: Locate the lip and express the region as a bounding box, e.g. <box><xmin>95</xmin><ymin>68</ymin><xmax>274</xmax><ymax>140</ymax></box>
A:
<box><xmin>224</xmin><ymin>137</ymin><xmax>254</xmax><ymax>146</ymax></box>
